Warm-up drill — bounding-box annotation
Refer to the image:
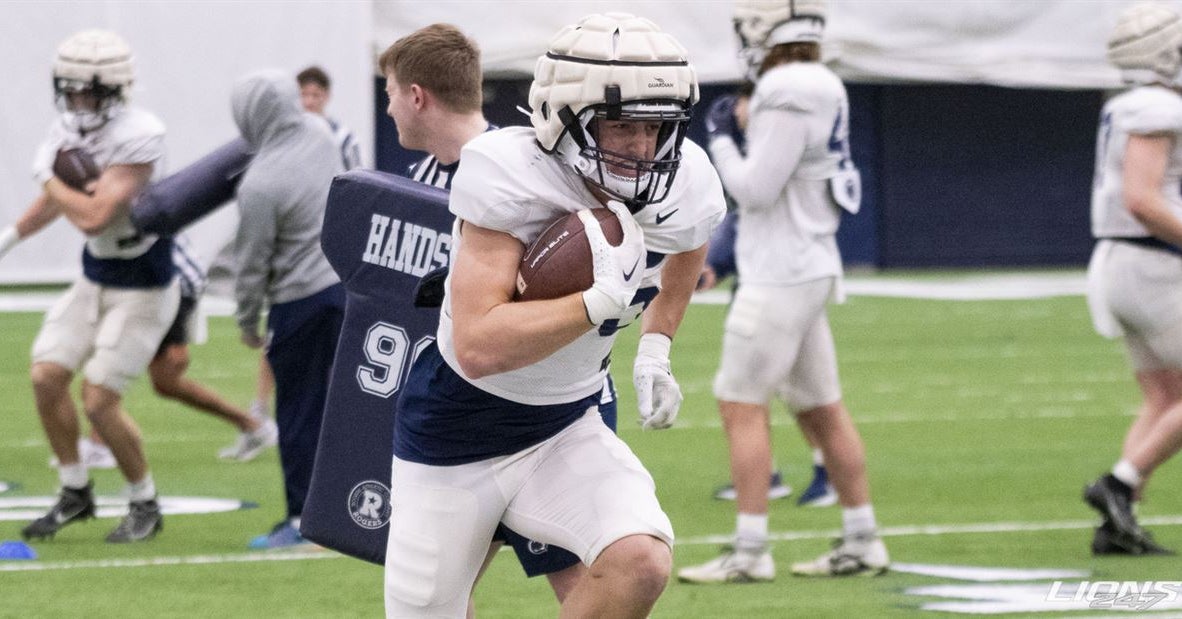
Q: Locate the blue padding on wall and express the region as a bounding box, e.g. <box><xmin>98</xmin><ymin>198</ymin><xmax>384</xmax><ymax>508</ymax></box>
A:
<box><xmin>876</xmin><ymin>84</ymin><xmax>1102</xmax><ymax>267</ymax></box>
<box><xmin>372</xmin><ymin>77</ymin><xmax>1102</xmax><ymax>268</ymax></box>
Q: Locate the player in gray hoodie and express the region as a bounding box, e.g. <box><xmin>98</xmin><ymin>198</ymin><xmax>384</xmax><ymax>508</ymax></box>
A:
<box><xmin>230</xmin><ymin>69</ymin><xmax>345</xmax><ymax>549</ymax></box>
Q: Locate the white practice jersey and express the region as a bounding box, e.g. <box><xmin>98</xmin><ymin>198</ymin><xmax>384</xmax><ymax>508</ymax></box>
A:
<box><xmin>439</xmin><ymin>126</ymin><xmax>725</xmax><ymax>405</ymax></box>
<box><xmin>710</xmin><ymin>62</ymin><xmax>851</xmax><ymax>287</ymax></box>
<box><xmin>1091</xmin><ymin>85</ymin><xmax>1182</xmax><ymax>238</ymax></box>
<box><xmin>35</xmin><ymin>106</ymin><xmax>166</xmax><ymax>261</ymax></box>
<box><xmin>171</xmin><ymin>234</ymin><xmax>208</xmax><ymax>300</ymax></box>
<box><xmin>327</xmin><ymin>117</ymin><xmax>362</xmax><ymax>171</ymax></box>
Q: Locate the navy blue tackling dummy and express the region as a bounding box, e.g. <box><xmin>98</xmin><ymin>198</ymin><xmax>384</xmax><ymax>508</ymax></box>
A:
<box><xmin>301</xmin><ymin>169</ymin><xmax>453</xmax><ymax>564</ymax></box>
<box><xmin>130</xmin><ymin>138</ymin><xmax>253</xmax><ymax>236</ymax></box>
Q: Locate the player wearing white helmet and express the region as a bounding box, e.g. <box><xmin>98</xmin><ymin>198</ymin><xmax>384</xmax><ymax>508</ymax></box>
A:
<box><xmin>1083</xmin><ymin>1</ymin><xmax>1182</xmax><ymax>557</ymax></box>
<box><xmin>383</xmin><ymin>13</ymin><xmax>724</xmax><ymax>617</ymax></box>
<box><xmin>732</xmin><ymin>0</ymin><xmax>825</xmax><ymax>80</ymax></box>
<box><xmin>677</xmin><ymin>0</ymin><xmax>888</xmax><ymax>584</ymax></box>
<box><xmin>51</xmin><ymin>29</ymin><xmax>135</xmax><ymax>134</ymax></box>
<box><xmin>1</xmin><ymin>29</ymin><xmax>179</xmax><ymax>544</ymax></box>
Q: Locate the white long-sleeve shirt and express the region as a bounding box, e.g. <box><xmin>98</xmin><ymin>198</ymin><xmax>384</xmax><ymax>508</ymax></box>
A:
<box><xmin>709</xmin><ymin>61</ymin><xmax>850</xmax><ymax>287</ymax></box>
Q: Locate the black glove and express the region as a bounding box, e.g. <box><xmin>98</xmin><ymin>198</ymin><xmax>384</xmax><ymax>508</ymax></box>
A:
<box><xmin>413</xmin><ymin>266</ymin><xmax>449</xmax><ymax>308</ymax></box>
<box><xmin>704</xmin><ymin>94</ymin><xmax>739</xmax><ymax>144</ymax></box>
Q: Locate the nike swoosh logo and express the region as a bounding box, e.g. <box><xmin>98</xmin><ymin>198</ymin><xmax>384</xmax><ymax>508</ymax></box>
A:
<box><xmin>622</xmin><ymin>257</ymin><xmax>640</xmax><ymax>280</ymax></box>
<box><xmin>655</xmin><ymin>208</ymin><xmax>679</xmax><ymax>225</ymax></box>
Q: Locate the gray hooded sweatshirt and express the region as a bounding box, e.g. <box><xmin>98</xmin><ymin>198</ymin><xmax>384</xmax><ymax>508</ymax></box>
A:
<box><xmin>230</xmin><ymin>70</ymin><xmax>343</xmax><ymax>336</ymax></box>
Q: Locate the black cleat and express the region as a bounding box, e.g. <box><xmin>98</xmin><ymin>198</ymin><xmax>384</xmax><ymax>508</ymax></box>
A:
<box><xmin>1084</xmin><ymin>474</ymin><xmax>1140</xmax><ymax>539</ymax></box>
<box><xmin>105</xmin><ymin>499</ymin><xmax>163</xmax><ymax>543</ymax></box>
<box><xmin>1092</xmin><ymin>519</ymin><xmax>1175</xmax><ymax>556</ymax></box>
<box><xmin>21</xmin><ymin>482</ymin><xmax>97</xmax><ymax>541</ymax></box>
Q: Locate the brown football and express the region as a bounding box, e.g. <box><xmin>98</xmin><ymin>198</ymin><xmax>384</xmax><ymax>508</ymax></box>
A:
<box><xmin>53</xmin><ymin>147</ymin><xmax>101</xmax><ymax>193</ymax></box>
<box><xmin>515</xmin><ymin>208</ymin><xmax>626</xmax><ymax>301</ymax></box>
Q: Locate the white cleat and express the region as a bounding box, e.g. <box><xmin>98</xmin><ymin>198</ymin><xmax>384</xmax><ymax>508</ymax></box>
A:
<box><xmin>218</xmin><ymin>417</ymin><xmax>279</xmax><ymax>461</ymax></box>
<box><xmin>677</xmin><ymin>547</ymin><xmax>775</xmax><ymax>584</ymax></box>
<box><xmin>790</xmin><ymin>533</ymin><xmax>889</xmax><ymax>577</ymax></box>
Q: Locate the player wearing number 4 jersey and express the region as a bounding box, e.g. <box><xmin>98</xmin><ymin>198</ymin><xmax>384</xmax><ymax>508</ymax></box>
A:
<box><xmin>678</xmin><ymin>0</ymin><xmax>888</xmax><ymax>585</ymax></box>
<box><xmin>384</xmin><ymin>13</ymin><xmax>724</xmax><ymax>618</ymax></box>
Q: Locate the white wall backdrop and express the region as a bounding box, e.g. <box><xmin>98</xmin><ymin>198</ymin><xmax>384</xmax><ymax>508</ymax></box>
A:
<box><xmin>0</xmin><ymin>1</ymin><xmax>373</xmax><ymax>284</ymax></box>
<box><xmin>374</xmin><ymin>0</ymin><xmax>1137</xmax><ymax>87</ymax></box>
<box><xmin>0</xmin><ymin>0</ymin><xmax>1163</xmax><ymax>284</ymax></box>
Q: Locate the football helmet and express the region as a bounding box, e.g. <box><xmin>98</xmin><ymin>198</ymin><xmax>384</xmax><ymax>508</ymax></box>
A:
<box><xmin>52</xmin><ymin>29</ymin><xmax>135</xmax><ymax>133</ymax></box>
<box><xmin>733</xmin><ymin>0</ymin><xmax>826</xmax><ymax>80</ymax></box>
<box><xmin>528</xmin><ymin>13</ymin><xmax>698</xmax><ymax>212</ymax></box>
<box><xmin>1108</xmin><ymin>2</ymin><xmax>1182</xmax><ymax>86</ymax></box>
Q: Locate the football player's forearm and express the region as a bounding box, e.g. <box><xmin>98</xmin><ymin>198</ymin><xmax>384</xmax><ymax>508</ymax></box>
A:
<box><xmin>452</xmin><ymin>294</ymin><xmax>591</xmax><ymax>379</ymax></box>
<box><xmin>1121</xmin><ymin>135</ymin><xmax>1182</xmax><ymax>246</ymax></box>
<box><xmin>45</xmin><ymin>171</ymin><xmax>144</xmax><ymax>235</ymax></box>
<box><xmin>44</xmin><ymin>179</ymin><xmax>113</xmax><ymax>234</ymax></box>
<box><xmin>1130</xmin><ymin>197</ymin><xmax>1182</xmax><ymax>247</ymax></box>
<box><xmin>643</xmin><ymin>245</ymin><xmax>707</xmax><ymax>339</ymax></box>
<box><xmin>15</xmin><ymin>194</ymin><xmax>60</xmax><ymax>239</ymax></box>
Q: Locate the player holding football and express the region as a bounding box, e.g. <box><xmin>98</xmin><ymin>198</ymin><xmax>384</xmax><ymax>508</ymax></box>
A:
<box><xmin>383</xmin><ymin>13</ymin><xmax>724</xmax><ymax>618</ymax></box>
<box><xmin>381</xmin><ymin>22</ymin><xmax>627</xmax><ymax>609</ymax></box>
<box><xmin>678</xmin><ymin>0</ymin><xmax>889</xmax><ymax>583</ymax></box>
<box><xmin>1083</xmin><ymin>1</ymin><xmax>1182</xmax><ymax>556</ymax></box>
<box><xmin>1</xmin><ymin>30</ymin><xmax>179</xmax><ymax>543</ymax></box>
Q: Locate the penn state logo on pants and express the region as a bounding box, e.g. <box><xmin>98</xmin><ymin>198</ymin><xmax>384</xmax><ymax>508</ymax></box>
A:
<box><xmin>347</xmin><ymin>481</ymin><xmax>391</xmax><ymax>530</ymax></box>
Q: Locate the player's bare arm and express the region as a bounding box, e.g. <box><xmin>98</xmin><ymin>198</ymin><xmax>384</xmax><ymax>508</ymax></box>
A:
<box><xmin>450</xmin><ymin>219</ymin><xmax>592</xmax><ymax>379</ymax></box>
<box><xmin>1122</xmin><ymin>134</ymin><xmax>1182</xmax><ymax>246</ymax></box>
<box><xmin>14</xmin><ymin>194</ymin><xmax>63</xmax><ymax>240</ymax></box>
<box><xmin>643</xmin><ymin>244</ymin><xmax>708</xmax><ymax>339</ymax></box>
<box><xmin>44</xmin><ymin>162</ymin><xmax>152</xmax><ymax>235</ymax></box>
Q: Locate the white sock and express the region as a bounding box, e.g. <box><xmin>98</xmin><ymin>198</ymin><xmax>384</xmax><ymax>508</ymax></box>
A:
<box><xmin>842</xmin><ymin>504</ymin><xmax>877</xmax><ymax>538</ymax></box>
<box><xmin>59</xmin><ymin>463</ymin><xmax>89</xmax><ymax>489</ymax></box>
<box><xmin>812</xmin><ymin>449</ymin><xmax>825</xmax><ymax>466</ymax></box>
<box><xmin>290</xmin><ymin>516</ymin><xmax>301</xmax><ymax>530</ymax></box>
<box><xmin>735</xmin><ymin>512</ymin><xmax>768</xmax><ymax>552</ymax></box>
<box><xmin>1112</xmin><ymin>460</ymin><xmax>1142</xmax><ymax>488</ymax></box>
<box><xmin>127</xmin><ymin>474</ymin><xmax>156</xmax><ymax>502</ymax></box>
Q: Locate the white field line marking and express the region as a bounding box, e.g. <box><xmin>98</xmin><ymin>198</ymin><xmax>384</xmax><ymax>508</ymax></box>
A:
<box><xmin>5</xmin><ymin>515</ymin><xmax>1179</xmax><ymax>573</ymax></box>
<box><xmin>0</xmin><ymin>549</ymin><xmax>337</xmax><ymax>572</ymax></box>
<box><xmin>0</xmin><ymin>272</ymin><xmax>1086</xmax><ymax>316</ymax></box>
<box><xmin>677</xmin><ymin>515</ymin><xmax>1182</xmax><ymax>547</ymax></box>
<box><xmin>692</xmin><ymin>272</ymin><xmax>1087</xmax><ymax>305</ymax></box>
<box><xmin>1</xmin><ymin>402</ymin><xmax>1135</xmax><ymax>448</ymax></box>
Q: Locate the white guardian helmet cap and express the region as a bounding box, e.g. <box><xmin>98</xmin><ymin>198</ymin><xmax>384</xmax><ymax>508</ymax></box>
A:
<box><xmin>53</xmin><ymin>29</ymin><xmax>135</xmax><ymax>133</ymax></box>
<box><xmin>528</xmin><ymin>12</ymin><xmax>699</xmax><ymax>212</ymax></box>
<box><xmin>733</xmin><ymin>0</ymin><xmax>826</xmax><ymax>79</ymax></box>
<box><xmin>1108</xmin><ymin>2</ymin><xmax>1182</xmax><ymax>86</ymax></box>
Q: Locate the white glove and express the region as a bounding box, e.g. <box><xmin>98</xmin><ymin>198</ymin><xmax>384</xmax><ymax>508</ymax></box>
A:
<box><xmin>633</xmin><ymin>333</ymin><xmax>682</xmax><ymax>430</ymax></box>
<box><xmin>580</xmin><ymin>200</ymin><xmax>645</xmax><ymax>326</ymax></box>
<box><xmin>0</xmin><ymin>226</ymin><xmax>20</xmax><ymax>262</ymax></box>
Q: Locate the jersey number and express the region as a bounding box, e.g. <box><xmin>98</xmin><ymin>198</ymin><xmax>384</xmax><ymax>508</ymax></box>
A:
<box><xmin>356</xmin><ymin>322</ymin><xmax>434</xmax><ymax>398</ymax></box>
<box><xmin>827</xmin><ymin>106</ymin><xmax>862</xmax><ymax>214</ymax></box>
<box><xmin>1093</xmin><ymin>111</ymin><xmax>1113</xmax><ymax>190</ymax></box>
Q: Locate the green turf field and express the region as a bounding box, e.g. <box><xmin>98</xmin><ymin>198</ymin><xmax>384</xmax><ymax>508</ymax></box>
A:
<box><xmin>1</xmin><ymin>288</ymin><xmax>1179</xmax><ymax>617</ymax></box>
